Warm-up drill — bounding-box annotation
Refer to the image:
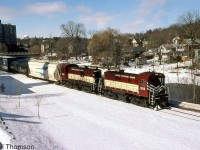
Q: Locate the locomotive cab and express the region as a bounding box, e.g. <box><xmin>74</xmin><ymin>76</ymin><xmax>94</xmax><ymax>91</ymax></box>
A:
<box><xmin>147</xmin><ymin>73</ymin><xmax>168</xmax><ymax>108</ymax></box>
<box><xmin>149</xmin><ymin>73</ymin><xmax>165</xmax><ymax>86</ymax></box>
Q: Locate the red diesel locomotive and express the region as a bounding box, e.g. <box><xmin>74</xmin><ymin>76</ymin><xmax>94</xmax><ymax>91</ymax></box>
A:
<box><xmin>60</xmin><ymin>64</ymin><xmax>101</xmax><ymax>93</ymax></box>
<box><xmin>59</xmin><ymin>63</ymin><xmax>168</xmax><ymax>108</ymax></box>
<box><xmin>102</xmin><ymin>70</ymin><xmax>168</xmax><ymax>108</ymax></box>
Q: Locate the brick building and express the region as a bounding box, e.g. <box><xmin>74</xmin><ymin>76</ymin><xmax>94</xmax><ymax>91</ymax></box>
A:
<box><xmin>0</xmin><ymin>20</ymin><xmax>17</xmax><ymax>52</ymax></box>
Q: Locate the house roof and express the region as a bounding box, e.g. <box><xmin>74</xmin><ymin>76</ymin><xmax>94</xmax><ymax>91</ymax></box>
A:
<box><xmin>160</xmin><ymin>44</ymin><xmax>173</xmax><ymax>49</ymax></box>
<box><xmin>131</xmin><ymin>39</ymin><xmax>137</xmax><ymax>44</ymax></box>
<box><xmin>180</xmin><ymin>38</ymin><xmax>200</xmax><ymax>46</ymax></box>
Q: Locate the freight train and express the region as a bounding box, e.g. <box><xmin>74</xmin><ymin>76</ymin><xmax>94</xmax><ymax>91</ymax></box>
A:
<box><xmin>1</xmin><ymin>59</ymin><xmax>169</xmax><ymax>109</ymax></box>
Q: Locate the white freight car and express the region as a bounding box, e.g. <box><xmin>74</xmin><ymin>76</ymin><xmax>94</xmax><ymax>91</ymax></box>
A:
<box><xmin>28</xmin><ymin>60</ymin><xmax>62</xmax><ymax>81</ymax></box>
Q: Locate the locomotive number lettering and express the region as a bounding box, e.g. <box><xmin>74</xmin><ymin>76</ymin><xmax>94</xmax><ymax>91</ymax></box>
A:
<box><xmin>140</xmin><ymin>87</ymin><xmax>145</xmax><ymax>90</ymax></box>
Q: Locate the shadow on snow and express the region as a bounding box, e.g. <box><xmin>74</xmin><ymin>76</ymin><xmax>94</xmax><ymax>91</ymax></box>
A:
<box><xmin>0</xmin><ymin>112</ymin><xmax>41</xmax><ymax>124</ymax></box>
<box><xmin>0</xmin><ymin>75</ymin><xmax>50</xmax><ymax>96</ymax></box>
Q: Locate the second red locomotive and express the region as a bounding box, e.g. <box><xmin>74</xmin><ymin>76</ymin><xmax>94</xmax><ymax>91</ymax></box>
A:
<box><xmin>102</xmin><ymin>70</ymin><xmax>168</xmax><ymax>108</ymax></box>
<box><xmin>60</xmin><ymin>64</ymin><xmax>101</xmax><ymax>93</ymax></box>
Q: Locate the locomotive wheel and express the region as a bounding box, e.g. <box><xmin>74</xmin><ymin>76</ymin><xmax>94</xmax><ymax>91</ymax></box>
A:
<box><xmin>78</xmin><ymin>85</ymin><xmax>82</xmax><ymax>91</ymax></box>
<box><xmin>55</xmin><ymin>81</ymin><xmax>60</xmax><ymax>85</ymax></box>
<box><xmin>70</xmin><ymin>83</ymin><xmax>74</xmax><ymax>89</ymax></box>
<box><xmin>104</xmin><ymin>90</ymin><xmax>109</xmax><ymax>97</ymax></box>
<box><xmin>73</xmin><ymin>83</ymin><xmax>77</xmax><ymax>89</ymax></box>
<box><xmin>101</xmin><ymin>90</ymin><xmax>106</xmax><ymax>96</ymax></box>
<box><xmin>144</xmin><ymin>100</ymin><xmax>149</xmax><ymax>107</ymax></box>
<box><xmin>103</xmin><ymin>90</ymin><xmax>109</xmax><ymax>98</ymax></box>
<box><xmin>83</xmin><ymin>86</ymin><xmax>88</xmax><ymax>92</ymax></box>
<box><xmin>125</xmin><ymin>96</ymin><xmax>131</xmax><ymax>103</ymax></box>
<box><xmin>84</xmin><ymin>86</ymin><xmax>91</xmax><ymax>93</ymax></box>
<box><xmin>65</xmin><ymin>82</ymin><xmax>70</xmax><ymax>88</ymax></box>
<box><xmin>112</xmin><ymin>93</ymin><xmax>118</xmax><ymax>100</ymax></box>
<box><xmin>159</xmin><ymin>100</ymin><xmax>167</xmax><ymax>109</ymax></box>
<box><xmin>140</xmin><ymin>99</ymin><xmax>149</xmax><ymax>107</ymax></box>
<box><xmin>135</xmin><ymin>98</ymin><xmax>140</xmax><ymax>105</ymax></box>
<box><xmin>130</xmin><ymin>97</ymin><xmax>136</xmax><ymax>104</ymax></box>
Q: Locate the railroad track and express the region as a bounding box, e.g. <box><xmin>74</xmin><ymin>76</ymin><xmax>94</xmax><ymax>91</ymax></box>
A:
<box><xmin>160</xmin><ymin>107</ymin><xmax>200</xmax><ymax>122</ymax></box>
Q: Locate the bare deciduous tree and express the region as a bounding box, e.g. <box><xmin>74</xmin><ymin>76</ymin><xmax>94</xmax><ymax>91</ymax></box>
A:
<box><xmin>178</xmin><ymin>10</ymin><xmax>200</xmax><ymax>38</ymax></box>
<box><xmin>88</xmin><ymin>28</ymin><xmax>122</xmax><ymax>67</ymax></box>
<box><xmin>29</xmin><ymin>45</ymin><xmax>41</xmax><ymax>54</ymax></box>
<box><xmin>60</xmin><ymin>21</ymin><xmax>86</xmax><ymax>60</ymax></box>
<box><xmin>53</xmin><ymin>38</ymin><xmax>70</xmax><ymax>60</ymax></box>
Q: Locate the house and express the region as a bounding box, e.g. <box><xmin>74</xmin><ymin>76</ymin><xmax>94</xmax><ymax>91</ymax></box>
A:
<box><xmin>122</xmin><ymin>38</ymin><xmax>146</xmax><ymax>61</ymax></box>
<box><xmin>172</xmin><ymin>36</ymin><xmax>181</xmax><ymax>45</ymax></box>
<box><xmin>135</xmin><ymin>56</ymin><xmax>147</xmax><ymax>67</ymax></box>
<box><xmin>122</xmin><ymin>46</ymin><xmax>146</xmax><ymax>61</ymax></box>
<box><xmin>143</xmin><ymin>40</ymin><xmax>157</xmax><ymax>49</ymax></box>
<box><xmin>131</xmin><ymin>39</ymin><xmax>138</xmax><ymax>47</ymax></box>
<box><xmin>143</xmin><ymin>49</ymin><xmax>155</xmax><ymax>59</ymax></box>
<box><xmin>158</xmin><ymin>44</ymin><xmax>173</xmax><ymax>62</ymax></box>
<box><xmin>131</xmin><ymin>38</ymin><xmax>144</xmax><ymax>47</ymax></box>
<box><xmin>173</xmin><ymin>37</ymin><xmax>200</xmax><ymax>59</ymax></box>
<box><xmin>159</xmin><ymin>44</ymin><xmax>173</xmax><ymax>54</ymax></box>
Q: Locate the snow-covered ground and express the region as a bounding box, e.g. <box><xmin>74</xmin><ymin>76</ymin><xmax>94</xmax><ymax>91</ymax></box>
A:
<box><xmin>0</xmin><ymin>61</ymin><xmax>200</xmax><ymax>150</ymax></box>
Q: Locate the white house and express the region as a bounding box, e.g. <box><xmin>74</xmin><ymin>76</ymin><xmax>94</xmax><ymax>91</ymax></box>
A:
<box><xmin>157</xmin><ymin>44</ymin><xmax>173</xmax><ymax>62</ymax></box>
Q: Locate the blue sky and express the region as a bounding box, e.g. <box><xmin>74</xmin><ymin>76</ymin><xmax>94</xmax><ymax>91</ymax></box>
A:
<box><xmin>1</xmin><ymin>0</ymin><xmax>200</xmax><ymax>38</ymax></box>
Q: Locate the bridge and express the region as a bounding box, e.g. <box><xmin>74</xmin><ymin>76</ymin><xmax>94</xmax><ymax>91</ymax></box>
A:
<box><xmin>0</xmin><ymin>52</ymin><xmax>40</xmax><ymax>57</ymax></box>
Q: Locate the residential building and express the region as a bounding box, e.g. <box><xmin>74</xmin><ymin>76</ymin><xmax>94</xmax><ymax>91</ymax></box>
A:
<box><xmin>122</xmin><ymin>38</ymin><xmax>146</xmax><ymax>61</ymax></box>
<box><xmin>159</xmin><ymin>44</ymin><xmax>173</xmax><ymax>53</ymax></box>
<box><xmin>158</xmin><ymin>44</ymin><xmax>174</xmax><ymax>61</ymax></box>
<box><xmin>0</xmin><ymin>20</ymin><xmax>17</xmax><ymax>52</ymax></box>
<box><xmin>143</xmin><ymin>40</ymin><xmax>157</xmax><ymax>49</ymax></box>
<box><xmin>122</xmin><ymin>46</ymin><xmax>146</xmax><ymax>61</ymax></box>
<box><xmin>131</xmin><ymin>39</ymin><xmax>139</xmax><ymax>47</ymax></box>
<box><xmin>173</xmin><ymin>37</ymin><xmax>200</xmax><ymax>58</ymax></box>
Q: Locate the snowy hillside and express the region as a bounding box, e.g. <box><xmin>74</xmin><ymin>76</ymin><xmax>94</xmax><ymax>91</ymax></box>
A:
<box><xmin>0</xmin><ymin>60</ymin><xmax>200</xmax><ymax>150</ymax></box>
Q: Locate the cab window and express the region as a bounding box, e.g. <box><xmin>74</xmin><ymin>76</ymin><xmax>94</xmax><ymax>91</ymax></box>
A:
<box><xmin>141</xmin><ymin>79</ymin><xmax>146</xmax><ymax>86</ymax></box>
